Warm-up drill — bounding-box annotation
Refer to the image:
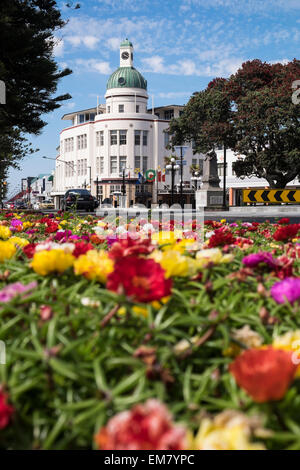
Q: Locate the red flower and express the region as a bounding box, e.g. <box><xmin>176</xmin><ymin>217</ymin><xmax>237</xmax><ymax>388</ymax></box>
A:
<box><xmin>0</xmin><ymin>391</ymin><xmax>14</xmax><ymax>429</ymax></box>
<box><xmin>229</xmin><ymin>347</ymin><xmax>297</xmax><ymax>403</ymax></box>
<box><xmin>22</xmin><ymin>243</ymin><xmax>37</xmax><ymax>259</ymax></box>
<box><xmin>72</xmin><ymin>241</ymin><xmax>93</xmax><ymax>258</ymax></box>
<box><xmin>278</xmin><ymin>218</ymin><xmax>290</xmax><ymax>225</ymax></box>
<box><xmin>273</xmin><ymin>224</ymin><xmax>300</xmax><ymax>242</ymax></box>
<box><xmin>95</xmin><ymin>399</ymin><xmax>187</xmax><ymax>450</ymax></box>
<box><xmin>109</xmin><ymin>237</ymin><xmax>155</xmax><ymax>261</ymax></box>
<box><xmin>107</xmin><ymin>256</ymin><xmax>172</xmax><ymax>302</ymax></box>
<box><xmin>208</xmin><ymin>228</ymin><xmax>236</xmax><ymax>248</ymax></box>
<box><xmin>45</xmin><ymin>222</ymin><xmax>59</xmax><ymax>234</ymax></box>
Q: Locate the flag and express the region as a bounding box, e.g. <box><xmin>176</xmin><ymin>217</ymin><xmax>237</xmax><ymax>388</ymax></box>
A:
<box><xmin>162</xmin><ymin>168</ymin><xmax>166</xmax><ymax>182</ymax></box>
<box><xmin>136</xmin><ymin>172</ymin><xmax>143</xmax><ymax>185</ymax></box>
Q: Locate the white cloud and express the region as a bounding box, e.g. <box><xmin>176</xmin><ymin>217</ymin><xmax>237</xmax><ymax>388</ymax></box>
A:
<box><xmin>65</xmin><ymin>35</ymin><xmax>99</xmax><ymax>49</ymax></box>
<box><xmin>142</xmin><ymin>55</ymin><xmax>243</xmax><ymax>77</ymax></box>
<box><xmin>106</xmin><ymin>37</ymin><xmax>122</xmax><ymax>50</ymax></box>
<box><xmin>75</xmin><ymin>59</ymin><xmax>112</xmax><ymax>75</ymax></box>
<box><xmin>53</xmin><ymin>38</ymin><xmax>64</xmax><ymax>57</ymax></box>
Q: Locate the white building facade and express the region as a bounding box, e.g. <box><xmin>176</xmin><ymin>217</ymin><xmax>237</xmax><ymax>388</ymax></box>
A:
<box><xmin>52</xmin><ymin>40</ymin><xmax>204</xmax><ymax>208</ymax></box>
<box><xmin>52</xmin><ymin>39</ymin><xmax>300</xmax><ymax>208</ymax></box>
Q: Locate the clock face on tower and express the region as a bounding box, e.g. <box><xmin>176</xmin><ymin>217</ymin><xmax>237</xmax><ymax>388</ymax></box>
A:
<box><xmin>121</xmin><ymin>51</ymin><xmax>129</xmax><ymax>60</ymax></box>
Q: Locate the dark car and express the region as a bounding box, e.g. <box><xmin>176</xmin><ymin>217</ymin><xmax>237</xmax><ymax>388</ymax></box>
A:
<box><xmin>15</xmin><ymin>200</ymin><xmax>27</xmax><ymax>210</ymax></box>
<box><xmin>62</xmin><ymin>189</ymin><xmax>96</xmax><ymax>212</ymax></box>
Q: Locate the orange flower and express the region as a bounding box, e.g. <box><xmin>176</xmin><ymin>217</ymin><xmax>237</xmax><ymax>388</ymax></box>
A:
<box><xmin>229</xmin><ymin>347</ymin><xmax>297</xmax><ymax>403</ymax></box>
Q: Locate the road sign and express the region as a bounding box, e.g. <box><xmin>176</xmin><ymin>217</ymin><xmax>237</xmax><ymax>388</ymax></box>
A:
<box><xmin>175</xmin><ymin>160</ymin><xmax>187</xmax><ymax>165</ymax></box>
<box><xmin>243</xmin><ymin>189</ymin><xmax>300</xmax><ymax>204</ymax></box>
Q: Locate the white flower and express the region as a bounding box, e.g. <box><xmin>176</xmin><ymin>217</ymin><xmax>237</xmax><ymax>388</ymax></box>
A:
<box><xmin>205</xmin><ymin>231</ymin><xmax>215</xmax><ymax>239</ymax></box>
<box><xmin>141</xmin><ymin>223</ymin><xmax>154</xmax><ymax>233</ymax></box>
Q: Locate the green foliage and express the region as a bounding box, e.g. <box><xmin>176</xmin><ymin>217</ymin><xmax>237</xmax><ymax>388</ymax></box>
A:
<box><xmin>170</xmin><ymin>59</ymin><xmax>300</xmax><ymax>188</ymax></box>
<box><xmin>0</xmin><ymin>224</ymin><xmax>300</xmax><ymax>449</ymax></box>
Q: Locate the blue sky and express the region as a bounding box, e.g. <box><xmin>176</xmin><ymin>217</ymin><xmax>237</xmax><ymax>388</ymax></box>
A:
<box><xmin>7</xmin><ymin>0</ymin><xmax>300</xmax><ymax>198</ymax></box>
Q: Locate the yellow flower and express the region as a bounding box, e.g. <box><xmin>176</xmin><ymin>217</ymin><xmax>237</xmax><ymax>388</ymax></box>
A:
<box><xmin>196</xmin><ymin>248</ymin><xmax>233</xmax><ymax>268</ymax></box>
<box><xmin>0</xmin><ymin>241</ymin><xmax>16</xmax><ymax>262</ymax></box>
<box><xmin>151</xmin><ymin>230</ymin><xmax>183</xmax><ymax>247</ymax></box>
<box><xmin>59</xmin><ymin>220</ymin><xmax>67</xmax><ymax>226</ymax></box>
<box><xmin>9</xmin><ymin>237</ymin><xmax>29</xmax><ymax>248</ymax></box>
<box><xmin>0</xmin><ymin>226</ymin><xmax>12</xmax><ymax>240</ymax></box>
<box><xmin>151</xmin><ymin>250</ymin><xmax>195</xmax><ymax>278</ymax></box>
<box><xmin>31</xmin><ymin>249</ymin><xmax>75</xmax><ymax>276</ymax></box>
<box><xmin>23</xmin><ymin>221</ymin><xmax>32</xmax><ymax>229</ymax></box>
<box><xmin>74</xmin><ymin>250</ymin><xmax>114</xmax><ymax>283</ymax></box>
<box><xmin>193</xmin><ymin>411</ymin><xmax>266</xmax><ymax>450</ymax></box>
<box><xmin>118</xmin><ymin>296</ymin><xmax>170</xmax><ymax>318</ymax></box>
<box><xmin>220</xmin><ymin>219</ymin><xmax>226</xmax><ymax>223</ymax></box>
<box><xmin>171</xmin><ymin>239</ymin><xmax>198</xmax><ymax>254</ymax></box>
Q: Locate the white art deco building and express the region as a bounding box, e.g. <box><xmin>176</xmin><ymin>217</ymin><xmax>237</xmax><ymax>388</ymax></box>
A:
<box><xmin>52</xmin><ymin>40</ymin><xmax>205</xmax><ymax>207</ymax></box>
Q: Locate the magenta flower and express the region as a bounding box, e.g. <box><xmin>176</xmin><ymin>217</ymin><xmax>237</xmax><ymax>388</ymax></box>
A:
<box><xmin>0</xmin><ymin>282</ymin><xmax>37</xmax><ymax>303</ymax></box>
<box><xmin>271</xmin><ymin>278</ymin><xmax>300</xmax><ymax>304</ymax></box>
<box><xmin>54</xmin><ymin>230</ymin><xmax>72</xmax><ymax>241</ymax></box>
<box><xmin>242</xmin><ymin>252</ymin><xmax>277</xmax><ymax>269</ymax></box>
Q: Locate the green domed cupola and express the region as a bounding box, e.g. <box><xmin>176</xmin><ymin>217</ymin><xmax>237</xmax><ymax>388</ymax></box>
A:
<box><xmin>106</xmin><ymin>39</ymin><xmax>147</xmax><ymax>90</ymax></box>
<box><xmin>120</xmin><ymin>39</ymin><xmax>133</xmax><ymax>47</ymax></box>
<box><xmin>107</xmin><ymin>67</ymin><xmax>147</xmax><ymax>90</ymax></box>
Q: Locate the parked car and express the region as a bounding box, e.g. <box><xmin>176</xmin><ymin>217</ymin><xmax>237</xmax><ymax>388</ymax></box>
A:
<box><xmin>40</xmin><ymin>199</ymin><xmax>54</xmax><ymax>210</ymax></box>
<box><xmin>92</xmin><ymin>196</ymin><xmax>99</xmax><ymax>209</ymax></box>
<box><xmin>62</xmin><ymin>189</ymin><xmax>96</xmax><ymax>212</ymax></box>
<box><xmin>15</xmin><ymin>200</ymin><xmax>27</xmax><ymax>210</ymax></box>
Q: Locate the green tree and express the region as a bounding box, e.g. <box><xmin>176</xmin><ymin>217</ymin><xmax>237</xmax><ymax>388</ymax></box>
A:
<box><xmin>228</xmin><ymin>59</ymin><xmax>300</xmax><ymax>188</ymax></box>
<box><xmin>0</xmin><ymin>0</ymin><xmax>73</xmax><ymax>172</ymax></box>
<box><xmin>170</xmin><ymin>59</ymin><xmax>300</xmax><ymax>188</ymax></box>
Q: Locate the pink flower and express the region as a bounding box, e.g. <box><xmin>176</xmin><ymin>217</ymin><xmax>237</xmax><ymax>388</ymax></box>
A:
<box><xmin>95</xmin><ymin>399</ymin><xmax>187</xmax><ymax>450</ymax></box>
<box><xmin>271</xmin><ymin>278</ymin><xmax>300</xmax><ymax>304</ymax></box>
<box><xmin>242</xmin><ymin>252</ymin><xmax>277</xmax><ymax>269</ymax></box>
<box><xmin>0</xmin><ymin>282</ymin><xmax>37</xmax><ymax>303</ymax></box>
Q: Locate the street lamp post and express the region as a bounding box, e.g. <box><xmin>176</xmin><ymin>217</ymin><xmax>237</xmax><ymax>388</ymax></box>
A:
<box><xmin>166</xmin><ymin>158</ymin><xmax>180</xmax><ymax>205</ymax></box>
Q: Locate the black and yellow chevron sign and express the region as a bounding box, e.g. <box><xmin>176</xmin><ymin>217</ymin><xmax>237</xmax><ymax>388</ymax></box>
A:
<box><xmin>243</xmin><ymin>189</ymin><xmax>300</xmax><ymax>204</ymax></box>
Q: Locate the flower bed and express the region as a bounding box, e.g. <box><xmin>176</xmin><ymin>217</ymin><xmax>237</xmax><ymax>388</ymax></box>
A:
<box><xmin>0</xmin><ymin>210</ymin><xmax>299</xmax><ymax>450</ymax></box>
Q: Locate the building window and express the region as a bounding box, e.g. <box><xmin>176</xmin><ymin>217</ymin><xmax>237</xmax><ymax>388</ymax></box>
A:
<box><xmin>119</xmin><ymin>156</ymin><xmax>127</xmax><ymax>173</ymax></box>
<box><xmin>107</xmin><ymin>106</ymin><xmax>110</xmax><ymax>113</ymax></box>
<box><xmin>110</xmin><ymin>130</ymin><xmax>118</xmax><ymax>145</ymax></box>
<box><xmin>119</xmin><ymin>104</ymin><xmax>124</xmax><ymax>113</ymax></box>
<box><xmin>143</xmin><ymin>131</ymin><xmax>148</xmax><ymax>146</ymax></box>
<box><xmin>96</xmin><ymin>131</ymin><xmax>104</xmax><ymax>146</ymax></box>
<box><xmin>217</xmin><ymin>163</ymin><xmax>227</xmax><ymax>177</ymax></box>
<box><xmin>79</xmin><ymin>114</ymin><xmax>85</xmax><ymax>123</ymax></box>
<box><xmin>110</xmin><ymin>185</ymin><xmax>121</xmax><ymax>195</ymax></box>
<box><xmin>179</xmin><ymin>110</ymin><xmax>184</xmax><ymax>116</ymax></box>
<box><xmin>96</xmin><ymin>157</ymin><xmax>104</xmax><ymax>175</ymax></box>
<box><xmin>110</xmin><ymin>156</ymin><xmax>117</xmax><ymax>173</ymax></box>
<box><xmin>64</xmin><ymin>137</ymin><xmax>74</xmax><ymax>152</ymax></box>
<box><xmin>136</xmin><ymin>105</ymin><xmax>139</xmax><ymax>113</ymax></box>
<box><xmin>84</xmin><ymin>159</ymin><xmax>87</xmax><ymax>176</ymax></box>
<box><xmin>164</xmin><ymin>109</ymin><xmax>174</xmax><ymax>120</ymax></box>
<box><xmin>134</xmin><ymin>156</ymin><xmax>141</xmax><ymax>172</ymax></box>
<box><xmin>164</xmin><ymin>132</ymin><xmax>170</xmax><ymax>148</ymax></box>
<box><xmin>119</xmin><ymin>130</ymin><xmax>127</xmax><ymax>145</ymax></box>
<box><xmin>135</xmin><ymin>130</ymin><xmax>141</xmax><ymax>145</ymax></box>
<box><xmin>142</xmin><ymin>156</ymin><xmax>148</xmax><ymax>172</ymax></box>
<box><xmin>77</xmin><ymin>134</ymin><xmax>87</xmax><ymax>150</ymax></box>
